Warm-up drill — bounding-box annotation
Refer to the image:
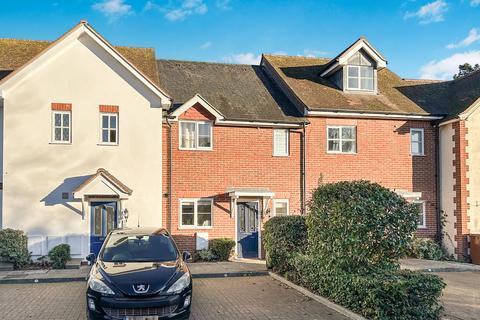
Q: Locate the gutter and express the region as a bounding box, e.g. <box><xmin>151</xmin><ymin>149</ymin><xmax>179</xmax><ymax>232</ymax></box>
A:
<box><xmin>306</xmin><ymin>110</ymin><xmax>444</xmax><ymax>120</ymax></box>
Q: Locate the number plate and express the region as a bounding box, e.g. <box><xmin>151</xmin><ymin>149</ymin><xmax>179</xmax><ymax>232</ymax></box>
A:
<box><xmin>125</xmin><ymin>317</ymin><xmax>159</xmax><ymax>320</ymax></box>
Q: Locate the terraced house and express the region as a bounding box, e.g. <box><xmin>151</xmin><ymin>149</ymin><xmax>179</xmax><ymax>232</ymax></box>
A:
<box><xmin>0</xmin><ymin>21</ymin><xmax>478</xmax><ymax>261</ymax></box>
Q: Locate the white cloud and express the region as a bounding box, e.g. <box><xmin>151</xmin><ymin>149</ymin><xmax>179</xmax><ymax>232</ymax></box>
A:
<box><xmin>166</xmin><ymin>0</ymin><xmax>207</xmax><ymax>21</ymax></box>
<box><xmin>404</xmin><ymin>0</ymin><xmax>448</xmax><ymax>24</ymax></box>
<box><xmin>419</xmin><ymin>50</ymin><xmax>480</xmax><ymax>79</ymax></box>
<box><xmin>223</xmin><ymin>53</ymin><xmax>261</xmax><ymax>65</ymax></box>
<box><xmin>200</xmin><ymin>41</ymin><xmax>212</xmax><ymax>49</ymax></box>
<box><xmin>471</xmin><ymin>0</ymin><xmax>480</xmax><ymax>7</ymax></box>
<box><xmin>446</xmin><ymin>28</ymin><xmax>480</xmax><ymax>49</ymax></box>
<box><xmin>302</xmin><ymin>49</ymin><xmax>327</xmax><ymax>57</ymax></box>
<box><xmin>92</xmin><ymin>0</ymin><xmax>132</xmax><ymax>17</ymax></box>
<box><xmin>216</xmin><ymin>0</ymin><xmax>232</xmax><ymax>10</ymax></box>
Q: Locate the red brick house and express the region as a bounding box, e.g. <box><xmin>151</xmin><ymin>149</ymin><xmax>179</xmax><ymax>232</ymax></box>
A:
<box><xmin>158</xmin><ymin>38</ymin><xmax>447</xmax><ymax>258</ymax></box>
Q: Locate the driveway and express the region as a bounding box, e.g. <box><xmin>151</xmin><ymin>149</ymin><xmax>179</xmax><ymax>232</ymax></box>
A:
<box><xmin>435</xmin><ymin>272</ymin><xmax>480</xmax><ymax>320</ymax></box>
<box><xmin>0</xmin><ymin>276</ymin><xmax>348</xmax><ymax>320</ymax></box>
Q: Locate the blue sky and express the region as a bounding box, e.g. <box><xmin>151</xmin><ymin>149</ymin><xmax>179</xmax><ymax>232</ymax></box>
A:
<box><xmin>0</xmin><ymin>0</ymin><xmax>479</xmax><ymax>80</ymax></box>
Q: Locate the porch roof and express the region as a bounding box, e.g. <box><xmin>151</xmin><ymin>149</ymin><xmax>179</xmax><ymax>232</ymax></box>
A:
<box><xmin>73</xmin><ymin>168</ymin><xmax>132</xmax><ymax>199</ymax></box>
<box><xmin>227</xmin><ymin>187</ymin><xmax>275</xmax><ymax>198</ymax></box>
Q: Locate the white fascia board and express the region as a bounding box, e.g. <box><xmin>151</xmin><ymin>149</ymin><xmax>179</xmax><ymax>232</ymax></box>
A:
<box><xmin>170</xmin><ymin>94</ymin><xmax>224</xmax><ymax>122</ymax></box>
<box><xmin>228</xmin><ymin>191</ymin><xmax>275</xmax><ymax>198</ymax></box>
<box><xmin>306</xmin><ymin>110</ymin><xmax>443</xmax><ymax>120</ymax></box>
<box><xmin>338</xmin><ymin>41</ymin><xmax>387</xmax><ymax>68</ymax></box>
<box><xmin>438</xmin><ymin>118</ymin><xmax>460</xmax><ymax>126</ymax></box>
<box><xmin>216</xmin><ymin>120</ymin><xmax>304</xmax><ymax>128</ymax></box>
<box><xmin>320</xmin><ymin>62</ymin><xmax>339</xmax><ymax>77</ymax></box>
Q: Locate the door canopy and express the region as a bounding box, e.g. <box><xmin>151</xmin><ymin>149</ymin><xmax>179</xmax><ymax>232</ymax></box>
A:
<box><xmin>73</xmin><ymin>168</ymin><xmax>132</xmax><ymax>200</ymax></box>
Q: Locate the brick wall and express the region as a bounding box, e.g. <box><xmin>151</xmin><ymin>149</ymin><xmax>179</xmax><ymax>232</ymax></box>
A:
<box><xmin>163</xmin><ymin>103</ymin><xmax>438</xmax><ymax>252</ymax></box>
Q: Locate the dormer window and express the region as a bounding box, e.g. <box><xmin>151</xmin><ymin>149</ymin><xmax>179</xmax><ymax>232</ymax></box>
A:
<box><xmin>346</xmin><ymin>50</ymin><xmax>374</xmax><ymax>91</ymax></box>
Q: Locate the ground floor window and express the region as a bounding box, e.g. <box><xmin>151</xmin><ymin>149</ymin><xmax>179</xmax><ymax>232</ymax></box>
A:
<box><xmin>273</xmin><ymin>199</ymin><xmax>289</xmax><ymax>216</ymax></box>
<box><xmin>180</xmin><ymin>199</ymin><xmax>213</xmax><ymax>228</ymax></box>
<box><xmin>413</xmin><ymin>200</ymin><xmax>426</xmax><ymax>228</ymax></box>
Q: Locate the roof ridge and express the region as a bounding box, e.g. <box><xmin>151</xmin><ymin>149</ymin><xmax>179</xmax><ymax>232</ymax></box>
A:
<box><xmin>263</xmin><ymin>53</ymin><xmax>332</xmax><ymax>60</ymax></box>
<box><xmin>0</xmin><ymin>38</ymin><xmax>51</xmax><ymax>43</ymax></box>
<box><xmin>157</xmin><ymin>58</ymin><xmax>257</xmax><ymax>67</ymax></box>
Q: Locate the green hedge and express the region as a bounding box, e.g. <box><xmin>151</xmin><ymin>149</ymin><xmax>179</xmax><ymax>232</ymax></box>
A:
<box><xmin>308</xmin><ymin>180</ymin><xmax>419</xmax><ymax>273</ymax></box>
<box><xmin>263</xmin><ymin>215</ymin><xmax>307</xmax><ymax>275</ymax></box>
<box><xmin>294</xmin><ymin>254</ymin><xmax>445</xmax><ymax>320</ymax></box>
<box><xmin>48</xmin><ymin>244</ymin><xmax>71</xmax><ymax>269</ymax></box>
<box><xmin>209</xmin><ymin>238</ymin><xmax>235</xmax><ymax>261</ymax></box>
<box><xmin>407</xmin><ymin>236</ymin><xmax>452</xmax><ymax>261</ymax></box>
<box><xmin>0</xmin><ymin>228</ymin><xmax>30</xmax><ymax>269</ymax></box>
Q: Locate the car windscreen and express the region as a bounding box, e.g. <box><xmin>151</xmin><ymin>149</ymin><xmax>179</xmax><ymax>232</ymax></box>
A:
<box><xmin>101</xmin><ymin>234</ymin><xmax>178</xmax><ymax>262</ymax></box>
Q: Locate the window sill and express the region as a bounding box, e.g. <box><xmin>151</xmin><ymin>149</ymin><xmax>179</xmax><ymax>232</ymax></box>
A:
<box><xmin>273</xmin><ymin>154</ymin><xmax>289</xmax><ymax>157</ymax></box>
<box><xmin>326</xmin><ymin>151</ymin><xmax>357</xmax><ymax>155</ymax></box>
<box><xmin>179</xmin><ymin>148</ymin><xmax>213</xmax><ymax>151</ymax></box>
<box><xmin>49</xmin><ymin>142</ymin><xmax>72</xmax><ymax>145</ymax></box>
<box><xmin>411</xmin><ymin>154</ymin><xmax>425</xmax><ymax>157</ymax></box>
<box><xmin>97</xmin><ymin>143</ymin><xmax>119</xmax><ymax>146</ymax></box>
<box><xmin>417</xmin><ymin>226</ymin><xmax>427</xmax><ymax>229</ymax></box>
<box><xmin>178</xmin><ymin>226</ymin><xmax>213</xmax><ymax>230</ymax></box>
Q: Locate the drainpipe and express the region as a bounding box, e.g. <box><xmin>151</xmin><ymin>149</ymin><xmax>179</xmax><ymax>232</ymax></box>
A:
<box><xmin>434</xmin><ymin>124</ymin><xmax>442</xmax><ymax>243</ymax></box>
<box><xmin>166</xmin><ymin>115</ymin><xmax>174</xmax><ymax>233</ymax></box>
<box><xmin>301</xmin><ymin>122</ymin><xmax>307</xmax><ymax>215</ymax></box>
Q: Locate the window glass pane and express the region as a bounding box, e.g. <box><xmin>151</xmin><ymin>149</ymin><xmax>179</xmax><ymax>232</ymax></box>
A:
<box><xmin>341</xmin><ymin>127</ymin><xmax>354</xmax><ymax>139</ymax></box>
<box><xmin>106</xmin><ymin>206</ymin><xmax>115</xmax><ymax>234</ymax></box>
<box><xmin>328</xmin><ymin>128</ymin><xmax>339</xmax><ymax>139</ymax></box>
<box><xmin>348</xmin><ymin>66</ymin><xmax>358</xmax><ymax>77</ymax></box>
<box><xmin>180</xmin><ymin>122</ymin><xmax>196</xmax><ymax>149</ymax></box>
<box><xmin>94</xmin><ymin>207</ymin><xmax>102</xmax><ymax>236</ymax></box>
<box><xmin>415</xmin><ymin>203</ymin><xmax>425</xmax><ymax>226</ymax></box>
<box><xmin>102</xmin><ymin>130</ymin><xmax>109</xmax><ymax>143</ymax></box>
<box><xmin>62</xmin><ymin>114</ymin><xmax>70</xmax><ymax>127</ymax></box>
<box><xmin>197</xmin><ymin>123</ymin><xmax>211</xmax><ymax>148</ymax></box>
<box><xmin>274</xmin><ymin>129</ymin><xmax>288</xmax><ymax>155</ymax></box>
<box><xmin>197</xmin><ymin>214</ymin><xmax>211</xmax><ymax>227</ymax></box>
<box><xmin>55</xmin><ymin>128</ymin><xmax>61</xmax><ymax>141</ymax></box>
<box><xmin>54</xmin><ymin>113</ymin><xmax>61</xmax><ymax>126</ymax></box>
<box><xmin>360</xmin><ymin>66</ymin><xmax>373</xmax><ymax>78</ymax></box>
<box><xmin>348</xmin><ymin>78</ymin><xmax>358</xmax><ymax>89</ymax></box>
<box><xmin>411</xmin><ymin>142</ymin><xmax>420</xmax><ymax>155</ymax></box>
<box><xmin>62</xmin><ymin>128</ymin><xmax>69</xmax><ymax>141</ymax></box>
<box><xmin>275</xmin><ymin>201</ymin><xmax>288</xmax><ymax>216</ymax></box>
<box><xmin>248</xmin><ymin>210</ymin><xmax>257</xmax><ymax>232</ymax></box>
<box><xmin>411</xmin><ymin>130</ymin><xmax>421</xmax><ymax>142</ymax></box>
<box><xmin>342</xmin><ymin>141</ymin><xmax>355</xmax><ymax>153</ymax></box>
<box><xmin>102</xmin><ymin>115</ymin><xmax>109</xmax><ymax>129</ymax></box>
<box><xmin>361</xmin><ymin>78</ymin><xmax>374</xmax><ymax>90</ymax></box>
<box><xmin>328</xmin><ymin>140</ymin><xmax>340</xmax><ymax>151</ymax></box>
<box><xmin>197</xmin><ymin>201</ymin><xmax>212</xmax><ymax>227</ymax></box>
<box><xmin>110</xmin><ymin>130</ymin><xmax>117</xmax><ymax>143</ymax></box>
<box><xmin>181</xmin><ymin>201</ymin><xmax>195</xmax><ymax>226</ymax></box>
<box><xmin>110</xmin><ymin>115</ymin><xmax>117</xmax><ymax>129</ymax></box>
<box><xmin>239</xmin><ymin>207</ymin><xmax>245</xmax><ymax>232</ymax></box>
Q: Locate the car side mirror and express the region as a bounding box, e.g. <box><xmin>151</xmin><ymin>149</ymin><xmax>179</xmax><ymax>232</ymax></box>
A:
<box><xmin>182</xmin><ymin>251</ymin><xmax>191</xmax><ymax>262</ymax></box>
<box><xmin>86</xmin><ymin>253</ymin><xmax>96</xmax><ymax>264</ymax></box>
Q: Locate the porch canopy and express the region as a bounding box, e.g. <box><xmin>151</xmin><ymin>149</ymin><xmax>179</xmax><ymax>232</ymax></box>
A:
<box><xmin>227</xmin><ymin>187</ymin><xmax>275</xmax><ymax>217</ymax></box>
<box><xmin>73</xmin><ymin>168</ymin><xmax>132</xmax><ymax>200</ymax></box>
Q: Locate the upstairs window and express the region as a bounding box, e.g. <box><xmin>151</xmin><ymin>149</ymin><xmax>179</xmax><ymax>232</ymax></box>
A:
<box><xmin>179</xmin><ymin>121</ymin><xmax>212</xmax><ymax>150</ymax></box>
<box><xmin>346</xmin><ymin>50</ymin><xmax>375</xmax><ymax>91</ymax></box>
<box><xmin>327</xmin><ymin>126</ymin><xmax>356</xmax><ymax>154</ymax></box>
<box><xmin>273</xmin><ymin>129</ymin><xmax>289</xmax><ymax>156</ymax></box>
<box><xmin>100</xmin><ymin>113</ymin><xmax>118</xmax><ymax>145</ymax></box>
<box><xmin>411</xmin><ymin>128</ymin><xmax>424</xmax><ymax>156</ymax></box>
<box><xmin>52</xmin><ymin>111</ymin><xmax>71</xmax><ymax>143</ymax></box>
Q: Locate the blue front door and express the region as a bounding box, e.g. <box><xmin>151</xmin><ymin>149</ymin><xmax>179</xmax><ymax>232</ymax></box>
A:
<box><xmin>237</xmin><ymin>202</ymin><xmax>259</xmax><ymax>258</ymax></box>
<box><xmin>90</xmin><ymin>202</ymin><xmax>118</xmax><ymax>256</ymax></box>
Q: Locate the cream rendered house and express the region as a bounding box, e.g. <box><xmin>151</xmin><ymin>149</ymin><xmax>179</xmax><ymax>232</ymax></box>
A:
<box><xmin>0</xmin><ymin>21</ymin><xmax>170</xmax><ymax>258</ymax></box>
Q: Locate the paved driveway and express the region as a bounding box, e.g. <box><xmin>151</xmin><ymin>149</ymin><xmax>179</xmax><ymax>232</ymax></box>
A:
<box><xmin>0</xmin><ymin>276</ymin><xmax>348</xmax><ymax>320</ymax></box>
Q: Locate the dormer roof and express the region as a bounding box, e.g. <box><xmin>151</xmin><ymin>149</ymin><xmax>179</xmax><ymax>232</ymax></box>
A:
<box><xmin>321</xmin><ymin>37</ymin><xmax>388</xmax><ymax>78</ymax></box>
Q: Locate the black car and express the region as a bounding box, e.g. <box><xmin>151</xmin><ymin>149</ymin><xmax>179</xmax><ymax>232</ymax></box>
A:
<box><xmin>86</xmin><ymin>227</ymin><xmax>192</xmax><ymax>320</ymax></box>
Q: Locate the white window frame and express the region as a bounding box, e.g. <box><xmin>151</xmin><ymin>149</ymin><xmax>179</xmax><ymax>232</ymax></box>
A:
<box><xmin>326</xmin><ymin>125</ymin><xmax>357</xmax><ymax>154</ymax></box>
<box><xmin>413</xmin><ymin>200</ymin><xmax>427</xmax><ymax>229</ymax></box>
<box><xmin>273</xmin><ymin>129</ymin><xmax>289</xmax><ymax>157</ymax></box>
<box><xmin>179</xmin><ymin>198</ymin><xmax>213</xmax><ymax>229</ymax></box>
<box><xmin>99</xmin><ymin>112</ymin><xmax>119</xmax><ymax>145</ymax></box>
<box><xmin>179</xmin><ymin>120</ymin><xmax>213</xmax><ymax>151</ymax></box>
<box><xmin>410</xmin><ymin>128</ymin><xmax>424</xmax><ymax>156</ymax></box>
<box><xmin>273</xmin><ymin>199</ymin><xmax>289</xmax><ymax>216</ymax></box>
<box><xmin>346</xmin><ymin>65</ymin><xmax>374</xmax><ymax>91</ymax></box>
<box><xmin>51</xmin><ymin>110</ymin><xmax>72</xmax><ymax>144</ymax></box>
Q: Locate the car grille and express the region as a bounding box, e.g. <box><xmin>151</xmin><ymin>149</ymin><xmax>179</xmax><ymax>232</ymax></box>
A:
<box><xmin>103</xmin><ymin>305</ymin><xmax>177</xmax><ymax>318</ymax></box>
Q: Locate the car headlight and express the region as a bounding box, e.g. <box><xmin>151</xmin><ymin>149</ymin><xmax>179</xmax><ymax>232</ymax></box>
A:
<box><xmin>88</xmin><ymin>278</ymin><xmax>115</xmax><ymax>295</ymax></box>
<box><xmin>166</xmin><ymin>273</ymin><xmax>191</xmax><ymax>294</ymax></box>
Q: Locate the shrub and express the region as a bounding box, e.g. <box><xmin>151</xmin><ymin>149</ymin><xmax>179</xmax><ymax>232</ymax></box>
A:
<box><xmin>0</xmin><ymin>228</ymin><xmax>30</xmax><ymax>269</ymax></box>
<box><xmin>48</xmin><ymin>244</ymin><xmax>71</xmax><ymax>269</ymax></box>
<box><xmin>407</xmin><ymin>236</ymin><xmax>452</xmax><ymax>261</ymax></box>
<box><xmin>209</xmin><ymin>238</ymin><xmax>235</xmax><ymax>261</ymax></box>
<box><xmin>263</xmin><ymin>215</ymin><xmax>307</xmax><ymax>274</ymax></box>
<box><xmin>194</xmin><ymin>249</ymin><xmax>217</xmax><ymax>262</ymax></box>
<box><xmin>307</xmin><ymin>180</ymin><xmax>419</xmax><ymax>273</ymax></box>
<box><xmin>294</xmin><ymin>254</ymin><xmax>445</xmax><ymax>320</ymax></box>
